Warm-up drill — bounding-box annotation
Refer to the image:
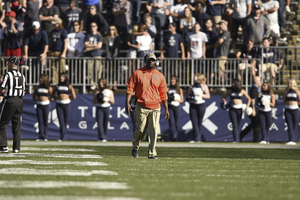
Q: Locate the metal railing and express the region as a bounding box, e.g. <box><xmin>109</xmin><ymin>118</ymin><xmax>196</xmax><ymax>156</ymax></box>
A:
<box><xmin>0</xmin><ymin>46</ymin><xmax>298</xmax><ymax>93</ymax></box>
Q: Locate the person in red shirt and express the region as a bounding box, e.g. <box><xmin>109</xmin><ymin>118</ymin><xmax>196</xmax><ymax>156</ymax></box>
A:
<box><xmin>125</xmin><ymin>53</ymin><xmax>169</xmax><ymax>159</ymax></box>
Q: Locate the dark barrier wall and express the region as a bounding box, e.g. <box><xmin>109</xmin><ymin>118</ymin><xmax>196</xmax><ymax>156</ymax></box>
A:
<box><xmin>6</xmin><ymin>94</ymin><xmax>298</xmax><ymax>142</ymax></box>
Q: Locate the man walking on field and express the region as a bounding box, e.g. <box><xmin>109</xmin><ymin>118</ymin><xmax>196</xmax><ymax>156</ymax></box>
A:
<box><xmin>125</xmin><ymin>53</ymin><xmax>169</xmax><ymax>159</ymax></box>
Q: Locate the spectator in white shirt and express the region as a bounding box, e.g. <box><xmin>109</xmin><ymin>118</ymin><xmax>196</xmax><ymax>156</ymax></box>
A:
<box><xmin>136</xmin><ymin>24</ymin><xmax>153</xmax><ymax>58</ymax></box>
<box><xmin>67</xmin><ymin>21</ymin><xmax>85</xmax><ymax>57</ymax></box>
<box><xmin>67</xmin><ymin>21</ymin><xmax>85</xmax><ymax>83</ymax></box>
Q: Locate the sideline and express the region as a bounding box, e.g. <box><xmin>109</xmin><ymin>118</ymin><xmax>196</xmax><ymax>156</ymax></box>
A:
<box><xmin>17</xmin><ymin>140</ymin><xmax>300</xmax><ymax>149</ymax></box>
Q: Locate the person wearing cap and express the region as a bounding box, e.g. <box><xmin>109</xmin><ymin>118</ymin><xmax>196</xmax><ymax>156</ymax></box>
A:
<box><xmin>205</xmin><ymin>0</ymin><xmax>227</xmax><ymax>31</ymax></box>
<box><xmin>85</xmin><ymin>4</ymin><xmax>108</xmax><ymax>36</ymax></box>
<box><xmin>0</xmin><ymin>56</ymin><xmax>26</xmax><ymax>153</ymax></box>
<box><xmin>3</xmin><ymin>10</ymin><xmax>23</xmax><ymax>58</ymax></box>
<box><xmin>10</xmin><ymin>0</ymin><xmax>26</xmax><ymax>23</ymax></box>
<box><xmin>38</xmin><ymin>0</ymin><xmax>59</xmax><ymax>35</ymax></box>
<box><xmin>207</xmin><ymin>20</ymin><xmax>230</xmax><ymax>90</ymax></box>
<box><xmin>26</xmin><ymin>0</ymin><xmax>42</xmax><ymax>29</ymax></box>
<box><xmin>23</xmin><ymin>21</ymin><xmax>49</xmax><ymax>81</ymax></box>
<box><xmin>125</xmin><ymin>53</ymin><xmax>169</xmax><ymax>159</ymax></box>
<box><xmin>243</xmin><ymin>4</ymin><xmax>270</xmax><ymax>46</ymax></box>
<box><xmin>62</xmin><ymin>0</ymin><xmax>84</xmax><ymax>33</ymax></box>
<box><xmin>82</xmin><ymin>0</ymin><xmax>102</xmax><ymax>19</ymax></box>
<box><xmin>49</xmin><ymin>17</ymin><xmax>68</xmax><ymax>84</ymax></box>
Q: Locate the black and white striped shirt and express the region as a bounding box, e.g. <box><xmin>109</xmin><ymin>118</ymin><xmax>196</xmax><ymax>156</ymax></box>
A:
<box><xmin>1</xmin><ymin>70</ymin><xmax>26</xmax><ymax>97</ymax></box>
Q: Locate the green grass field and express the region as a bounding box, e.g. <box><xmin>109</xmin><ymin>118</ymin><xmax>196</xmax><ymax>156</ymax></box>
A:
<box><xmin>0</xmin><ymin>141</ymin><xmax>300</xmax><ymax>200</ymax></box>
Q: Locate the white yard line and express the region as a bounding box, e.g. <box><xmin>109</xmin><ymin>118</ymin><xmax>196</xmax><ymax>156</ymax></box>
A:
<box><xmin>0</xmin><ymin>168</ymin><xmax>118</xmax><ymax>176</ymax></box>
<box><xmin>0</xmin><ymin>160</ymin><xmax>108</xmax><ymax>166</ymax></box>
<box><xmin>20</xmin><ymin>147</ymin><xmax>95</xmax><ymax>152</ymax></box>
<box><xmin>0</xmin><ymin>196</ymin><xmax>141</xmax><ymax>200</ymax></box>
<box><xmin>0</xmin><ymin>181</ymin><xmax>129</xmax><ymax>189</ymax></box>
<box><xmin>0</xmin><ymin>153</ymin><xmax>102</xmax><ymax>158</ymax></box>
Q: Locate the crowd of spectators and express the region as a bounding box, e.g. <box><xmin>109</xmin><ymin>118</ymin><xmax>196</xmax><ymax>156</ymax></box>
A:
<box><xmin>0</xmin><ymin>0</ymin><xmax>293</xmax><ymax>86</ymax></box>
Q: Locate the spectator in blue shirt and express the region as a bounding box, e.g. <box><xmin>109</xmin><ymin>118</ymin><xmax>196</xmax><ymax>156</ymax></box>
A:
<box><xmin>63</xmin><ymin>0</ymin><xmax>84</xmax><ymax>33</ymax></box>
<box><xmin>23</xmin><ymin>21</ymin><xmax>49</xmax><ymax>82</ymax></box>
<box><xmin>259</xmin><ymin>37</ymin><xmax>283</xmax><ymax>86</ymax></box>
<box><xmin>194</xmin><ymin>0</ymin><xmax>210</xmax><ymax>31</ymax></box>
<box><xmin>160</xmin><ymin>22</ymin><xmax>185</xmax><ymax>60</ymax></box>
<box><xmin>84</xmin><ymin>22</ymin><xmax>103</xmax><ymax>90</ymax></box>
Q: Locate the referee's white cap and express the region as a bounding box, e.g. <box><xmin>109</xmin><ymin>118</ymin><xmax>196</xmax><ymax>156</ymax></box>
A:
<box><xmin>7</xmin><ymin>56</ymin><xmax>20</xmax><ymax>66</ymax></box>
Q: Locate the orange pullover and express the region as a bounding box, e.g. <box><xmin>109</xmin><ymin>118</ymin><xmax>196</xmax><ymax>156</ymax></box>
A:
<box><xmin>126</xmin><ymin>67</ymin><xmax>168</xmax><ymax>110</ymax></box>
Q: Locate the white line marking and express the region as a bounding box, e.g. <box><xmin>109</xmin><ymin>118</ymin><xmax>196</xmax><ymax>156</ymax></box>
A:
<box><xmin>0</xmin><ymin>196</ymin><xmax>141</xmax><ymax>200</ymax></box>
<box><xmin>0</xmin><ymin>160</ymin><xmax>108</xmax><ymax>166</ymax></box>
<box><xmin>21</xmin><ymin>147</ymin><xmax>95</xmax><ymax>152</ymax></box>
<box><xmin>0</xmin><ymin>168</ymin><xmax>118</xmax><ymax>176</ymax></box>
<box><xmin>0</xmin><ymin>181</ymin><xmax>128</xmax><ymax>189</ymax></box>
<box><xmin>0</xmin><ymin>153</ymin><xmax>102</xmax><ymax>158</ymax></box>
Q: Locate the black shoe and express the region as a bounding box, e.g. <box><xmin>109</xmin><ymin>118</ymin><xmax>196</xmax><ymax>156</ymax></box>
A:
<box><xmin>0</xmin><ymin>146</ymin><xmax>8</xmax><ymax>153</ymax></box>
<box><xmin>131</xmin><ymin>148</ymin><xmax>139</xmax><ymax>158</ymax></box>
<box><xmin>148</xmin><ymin>156</ymin><xmax>157</xmax><ymax>159</ymax></box>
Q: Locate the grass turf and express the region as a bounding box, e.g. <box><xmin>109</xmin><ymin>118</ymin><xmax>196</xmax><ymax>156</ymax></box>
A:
<box><xmin>0</xmin><ymin>141</ymin><xmax>300</xmax><ymax>200</ymax></box>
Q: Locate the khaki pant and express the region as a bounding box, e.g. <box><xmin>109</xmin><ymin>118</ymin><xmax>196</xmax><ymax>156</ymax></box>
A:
<box><xmin>88</xmin><ymin>56</ymin><xmax>102</xmax><ymax>85</ymax></box>
<box><xmin>50</xmin><ymin>51</ymin><xmax>65</xmax><ymax>84</ymax></box>
<box><xmin>218</xmin><ymin>56</ymin><xmax>227</xmax><ymax>71</ymax></box>
<box><xmin>133</xmin><ymin>103</ymin><xmax>161</xmax><ymax>157</ymax></box>
<box><xmin>261</xmin><ymin>63</ymin><xmax>278</xmax><ymax>73</ymax></box>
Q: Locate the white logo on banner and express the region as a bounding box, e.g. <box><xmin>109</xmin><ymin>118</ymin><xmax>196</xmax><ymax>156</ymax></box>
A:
<box><xmin>33</xmin><ymin>104</ymin><xmax>67</xmax><ymax>133</ymax></box>
<box><xmin>182</xmin><ymin>102</ymin><xmax>218</xmax><ymax>135</ymax></box>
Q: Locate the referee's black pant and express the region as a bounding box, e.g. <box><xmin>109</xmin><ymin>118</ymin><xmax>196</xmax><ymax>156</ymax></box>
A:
<box><xmin>0</xmin><ymin>97</ymin><xmax>23</xmax><ymax>150</ymax></box>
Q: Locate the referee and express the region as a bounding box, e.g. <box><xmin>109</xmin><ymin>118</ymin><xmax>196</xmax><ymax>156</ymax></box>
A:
<box><xmin>0</xmin><ymin>56</ymin><xmax>26</xmax><ymax>153</ymax></box>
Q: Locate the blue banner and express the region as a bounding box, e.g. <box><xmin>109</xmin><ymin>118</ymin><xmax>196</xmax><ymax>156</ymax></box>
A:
<box><xmin>5</xmin><ymin>94</ymin><xmax>298</xmax><ymax>142</ymax></box>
